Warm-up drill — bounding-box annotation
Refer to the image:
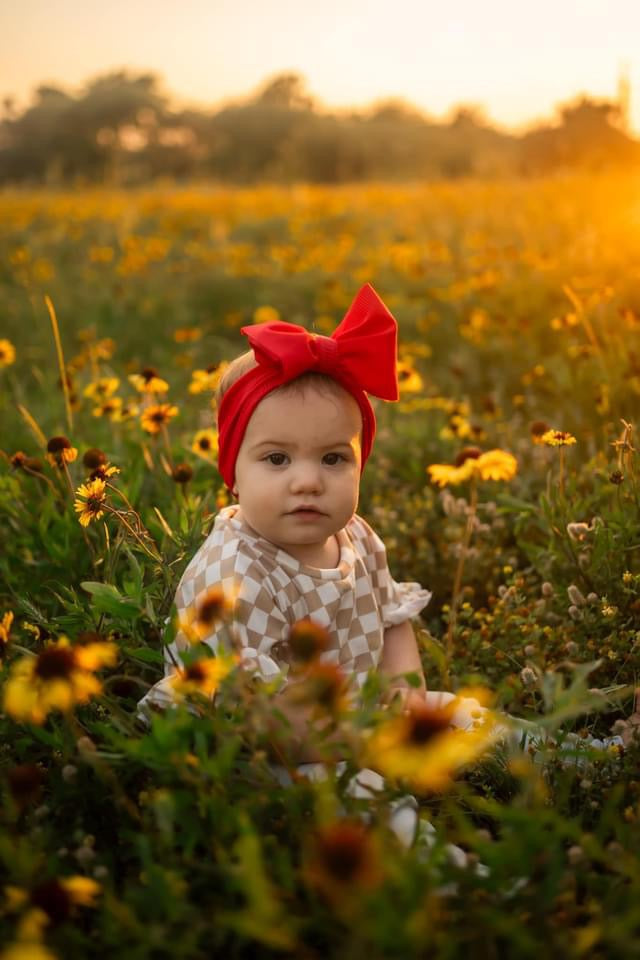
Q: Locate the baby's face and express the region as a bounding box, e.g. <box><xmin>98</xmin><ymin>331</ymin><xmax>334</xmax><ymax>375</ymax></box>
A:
<box><xmin>233</xmin><ymin>382</ymin><xmax>362</xmax><ymax>566</ymax></box>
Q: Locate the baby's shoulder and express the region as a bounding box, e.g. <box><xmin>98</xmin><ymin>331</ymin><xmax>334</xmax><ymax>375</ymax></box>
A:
<box><xmin>177</xmin><ymin>509</ymin><xmax>275</xmax><ymax>604</ymax></box>
<box><xmin>346</xmin><ymin>513</ymin><xmax>387</xmax><ymax>556</ymax></box>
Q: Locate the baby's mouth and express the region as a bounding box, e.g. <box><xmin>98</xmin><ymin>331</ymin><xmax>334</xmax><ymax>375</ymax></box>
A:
<box><xmin>288</xmin><ymin>506</ymin><xmax>326</xmax><ymax>515</ymax></box>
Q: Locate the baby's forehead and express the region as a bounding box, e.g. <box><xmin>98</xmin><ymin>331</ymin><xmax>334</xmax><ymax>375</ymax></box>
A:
<box><xmin>245</xmin><ymin>383</ymin><xmax>362</xmax><ymax>441</ymax></box>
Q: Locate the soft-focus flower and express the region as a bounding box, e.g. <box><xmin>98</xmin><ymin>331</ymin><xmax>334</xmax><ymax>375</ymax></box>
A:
<box><xmin>530</xmin><ymin>420</ymin><xmax>551</xmax><ymax>444</ymax></box>
<box><xmin>128</xmin><ymin>367</ymin><xmax>169</xmax><ymax>394</ymax></box>
<box><xmin>188</xmin><ymin>363</ymin><xmax>228</xmax><ymax>394</ymax></box>
<box><xmin>191</xmin><ymin>429</ymin><xmax>218</xmax><ymax>461</ymax></box>
<box><xmin>92</xmin><ymin>396</ymin><xmax>123</xmax><ymax>420</ymax></box>
<box><xmin>287</xmin><ymin>619</ymin><xmax>331</xmax><ymax>665</ymax></box>
<box><xmin>0</xmin><ymin>610</ymin><xmax>14</xmax><ymax>657</ymax></box>
<box><xmin>10</xmin><ymin>453</ymin><xmax>44</xmax><ymax>475</ymax></box>
<box><xmin>82</xmin><ymin>448</ymin><xmax>106</xmax><ymax>470</ymax></box>
<box><xmin>169</xmin><ymin>654</ymin><xmax>236</xmax><ymax>699</ymax></box>
<box><xmin>304</xmin><ymin>820</ymin><xmax>382</xmax><ymax>901</ymax></box>
<box><xmin>396</xmin><ymin>360</ymin><xmax>424</xmax><ymax>393</ymax></box>
<box><xmin>365</xmin><ymin>696</ymin><xmax>498</xmax><ymax>792</ymax></box>
<box><xmin>140</xmin><ymin>403</ymin><xmax>178</xmax><ymax>434</ymax></box>
<box><xmin>289</xmin><ymin>662</ymin><xmax>350</xmax><ymax>715</ymax></box>
<box><xmin>427</xmin><ymin>447</ymin><xmax>517</xmax><ymax>487</ymax></box>
<box><xmin>173</xmin><ymin>326</ymin><xmax>202</xmax><ymax>343</ymax></box>
<box><xmin>253</xmin><ymin>305</ymin><xmax>280</xmax><ymax>324</ymax></box>
<box><xmin>3</xmin><ymin>636</ymin><xmax>118</xmax><ymax>724</ymax></box>
<box><xmin>540</xmin><ymin>429</ymin><xmax>577</xmax><ymax>447</ymax></box>
<box><xmin>179</xmin><ymin>587</ymin><xmax>235</xmax><ymax>642</ymax></box>
<box><xmin>0</xmin><ymin>339</ymin><xmax>16</xmax><ymax>367</ymax></box>
<box><xmin>82</xmin><ymin>377</ymin><xmax>119</xmax><ymax>401</ymax></box>
<box><xmin>74</xmin><ymin>478</ymin><xmax>107</xmax><ymax>527</ymax></box>
<box><xmin>45</xmin><ymin>436</ymin><xmax>77</xmax><ymax>468</ymax></box>
<box><xmin>7</xmin><ymin>763</ymin><xmax>45</xmax><ymax>809</ymax></box>
<box><xmin>0</xmin><ymin>941</ymin><xmax>57</xmax><ymax>960</ymax></box>
<box><xmin>172</xmin><ymin>463</ymin><xmax>193</xmax><ymax>485</ymax></box>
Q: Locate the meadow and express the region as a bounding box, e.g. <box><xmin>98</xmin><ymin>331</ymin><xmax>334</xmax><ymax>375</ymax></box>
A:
<box><xmin>1</xmin><ymin>174</ymin><xmax>640</xmax><ymax>958</ymax></box>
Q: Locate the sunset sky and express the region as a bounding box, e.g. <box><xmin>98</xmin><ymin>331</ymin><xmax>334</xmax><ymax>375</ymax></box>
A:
<box><xmin>1</xmin><ymin>0</ymin><xmax>638</xmax><ymax>133</ymax></box>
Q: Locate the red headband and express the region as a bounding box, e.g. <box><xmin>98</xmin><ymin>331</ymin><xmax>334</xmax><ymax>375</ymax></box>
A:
<box><xmin>217</xmin><ymin>283</ymin><xmax>398</xmax><ymax>489</ymax></box>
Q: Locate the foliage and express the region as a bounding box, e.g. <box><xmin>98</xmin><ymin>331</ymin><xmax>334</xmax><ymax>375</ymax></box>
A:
<box><xmin>1</xmin><ymin>176</ymin><xmax>640</xmax><ymax>958</ymax></box>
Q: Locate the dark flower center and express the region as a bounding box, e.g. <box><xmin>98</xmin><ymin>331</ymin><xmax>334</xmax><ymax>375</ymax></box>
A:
<box><xmin>141</xmin><ymin>367</ymin><xmax>159</xmax><ymax>380</ymax></box>
<box><xmin>47</xmin><ymin>436</ymin><xmax>71</xmax><ymax>454</ymax></box>
<box><xmin>35</xmin><ymin>647</ymin><xmax>76</xmax><ymax>680</ymax></box>
<box><xmin>405</xmin><ymin>705</ymin><xmax>451</xmax><ymax>746</ymax></box>
<box><xmin>454</xmin><ymin>446</ymin><xmax>483</xmax><ymax>467</ymax></box>
<box><xmin>198</xmin><ymin>437</ymin><xmax>211</xmax><ymax>451</ymax></box>
<box><xmin>319</xmin><ymin>824</ymin><xmax>368</xmax><ymax>879</ymax></box>
<box><xmin>83</xmin><ymin>448</ymin><xmax>106</xmax><ymax>469</ymax></box>
<box><xmin>31</xmin><ymin>880</ymin><xmax>71</xmax><ymax>924</ymax></box>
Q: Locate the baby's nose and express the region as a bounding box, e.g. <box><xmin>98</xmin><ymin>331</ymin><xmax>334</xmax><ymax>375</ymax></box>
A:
<box><xmin>289</xmin><ymin>461</ymin><xmax>323</xmax><ymax>492</ymax></box>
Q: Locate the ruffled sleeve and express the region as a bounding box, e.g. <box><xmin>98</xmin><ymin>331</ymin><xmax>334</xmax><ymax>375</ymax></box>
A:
<box><xmin>350</xmin><ymin>515</ymin><xmax>432</xmax><ymax>628</ymax></box>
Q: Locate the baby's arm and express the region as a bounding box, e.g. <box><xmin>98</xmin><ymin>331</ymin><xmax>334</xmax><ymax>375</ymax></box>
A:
<box><xmin>379</xmin><ymin>620</ymin><xmax>427</xmax><ymax>709</ymax></box>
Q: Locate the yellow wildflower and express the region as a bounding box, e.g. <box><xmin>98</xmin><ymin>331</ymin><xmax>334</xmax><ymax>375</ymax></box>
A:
<box><xmin>427</xmin><ymin>447</ymin><xmax>517</xmax><ymax>487</ymax></box>
<box><xmin>169</xmin><ymin>654</ymin><xmax>237</xmax><ymax>699</ymax></box>
<box><xmin>128</xmin><ymin>367</ymin><xmax>169</xmax><ymax>394</ymax></box>
<box><xmin>74</xmin><ymin>478</ymin><xmax>107</xmax><ymax>527</ymax></box>
<box><xmin>173</xmin><ymin>326</ymin><xmax>202</xmax><ymax>343</ymax></box>
<box><xmin>83</xmin><ymin>377</ymin><xmax>119</xmax><ymax>401</ymax></box>
<box><xmin>191</xmin><ymin>429</ymin><xmax>218</xmax><ymax>461</ymax></box>
<box><xmin>0</xmin><ymin>339</ymin><xmax>16</xmax><ymax>367</ymax></box>
<box><xmin>396</xmin><ymin>360</ymin><xmax>424</xmax><ymax>393</ymax></box>
<box><xmin>92</xmin><ymin>396</ymin><xmax>123</xmax><ymax>420</ymax></box>
<box><xmin>188</xmin><ymin>362</ymin><xmax>229</xmax><ymax>394</ymax></box>
<box><xmin>45</xmin><ymin>436</ymin><xmax>78</xmax><ymax>468</ymax></box>
<box><xmin>540</xmin><ymin>429</ymin><xmax>577</xmax><ymax>447</ymax></box>
<box><xmin>0</xmin><ymin>610</ymin><xmax>14</xmax><ymax>657</ymax></box>
<box><xmin>253</xmin><ymin>305</ymin><xmax>280</xmax><ymax>324</ymax></box>
<box><xmin>365</xmin><ymin>696</ymin><xmax>498</xmax><ymax>792</ymax></box>
<box><xmin>3</xmin><ymin>636</ymin><xmax>118</xmax><ymax>724</ymax></box>
<box><xmin>140</xmin><ymin>403</ymin><xmax>178</xmax><ymax>434</ymax></box>
<box><xmin>179</xmin><ymin>587</ymin><xmax>235</xmax><ymax>643</ymax></box>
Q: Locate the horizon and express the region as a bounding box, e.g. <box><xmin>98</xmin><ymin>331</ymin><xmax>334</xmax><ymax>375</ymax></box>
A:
<box><xmin>1</xmin><ymin>0</ymin><xmax>638</xmax><ymax>135</ymax></box>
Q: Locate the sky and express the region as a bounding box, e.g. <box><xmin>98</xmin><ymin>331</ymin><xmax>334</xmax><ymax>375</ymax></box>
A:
<box><xmin>1</xmin><ymin>0</ymin><xmax>638</xmax><ymax>134</ymax></box>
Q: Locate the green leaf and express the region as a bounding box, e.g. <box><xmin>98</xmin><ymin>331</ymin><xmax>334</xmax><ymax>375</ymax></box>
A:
<box><xmin>80</xmin><ymin>581</ymin><xmax>140</xmax><ymax>620</ymax></box>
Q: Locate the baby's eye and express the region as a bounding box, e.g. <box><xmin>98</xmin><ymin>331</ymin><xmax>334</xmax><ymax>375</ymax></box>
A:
<box><xmin>264</xmin><ymin>452</ymin><xmax>289</xmax><ymax>466</ymax></box>
<box><xmin>322</xmin><ymin>452</ymin><xmax>346</xmax><ymax>466</ymax></box>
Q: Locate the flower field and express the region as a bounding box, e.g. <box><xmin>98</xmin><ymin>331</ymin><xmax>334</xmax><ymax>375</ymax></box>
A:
<box><xmin>1</xmin><ymin>175</ymin><xmax>640</xmax><ymax>958</ymax></box>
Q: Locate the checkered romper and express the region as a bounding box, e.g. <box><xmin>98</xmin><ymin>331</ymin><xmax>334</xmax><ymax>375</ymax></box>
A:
<box><xmin>137</xmin><ymin>506</ymin><xmax>431</xmax><ymax>717</ymax></box>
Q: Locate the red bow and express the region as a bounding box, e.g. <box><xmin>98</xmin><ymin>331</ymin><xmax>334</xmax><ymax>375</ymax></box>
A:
<box><xmin>241</xmin><ymin>283</ymin><xmax>398</xmax><ymax>401</ymax></box>
<box><xmin>217</xmin><ymin>284</ymin><xmax>398</xmax><ymax>488</ymax></box>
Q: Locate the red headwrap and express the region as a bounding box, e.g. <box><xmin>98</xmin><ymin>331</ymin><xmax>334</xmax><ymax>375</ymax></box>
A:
<box><xmin>217</xmin><ymin>283</ymin><xmax>398</xmax><ymax>489</ymax></box>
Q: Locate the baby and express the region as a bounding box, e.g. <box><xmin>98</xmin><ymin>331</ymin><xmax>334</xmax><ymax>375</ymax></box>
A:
<box><xmin>138</xmin><ymin>284</ymin><xmax>445</xmax><ymax>748</ymax></box>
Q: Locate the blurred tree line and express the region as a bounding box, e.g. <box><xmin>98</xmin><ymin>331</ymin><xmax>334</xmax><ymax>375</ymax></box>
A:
<box><xmin>0</xmin><ymin>70</ymin><xmax>637</xmax><ymax>185</ymax></box>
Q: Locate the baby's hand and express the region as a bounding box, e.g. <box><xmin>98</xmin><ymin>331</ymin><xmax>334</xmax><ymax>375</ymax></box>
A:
<box><xmin>383</xmin><ymin>685</ymin><xmax>427</xmax><ymax>712</ymax></box>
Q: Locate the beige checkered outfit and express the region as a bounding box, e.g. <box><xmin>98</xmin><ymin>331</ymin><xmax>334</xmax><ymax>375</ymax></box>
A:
<box><xmin>137</xmin><ymin>506</ymin><xmax>431</xmax><ymax>717</ymax></box>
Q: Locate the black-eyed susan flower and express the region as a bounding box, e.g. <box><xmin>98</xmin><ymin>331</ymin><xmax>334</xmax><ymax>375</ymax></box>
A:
<box><xmin>365</xmin><ymin>696</ymin><xmax>498</xmax><ymax>792</ymax></box>
<box><xmin>45</xmin><ymin>436</ymin><xmax>78</xmax><ymax>468</ymax></box>
<box><xmin>74</xmin><ymin>478</ymin><xmax>107</xmax><ymax>527</ymax></box>
<box><xmin>172</xmin><ymin>463</ymin><xmax>193</xmax><ymax>485</ymax></box>
<box><xmin>188</xmin><ymin>362</ymin><xmax>228</xmax><ymax>394</ymax></box>
<box><xmin>82</xmin><ymin>448</ymin><xmax>107</xmax><ymax>470</ymax></box>
<box><xmin>540</xmin><ymin>429</ymin><xmax>577</xmax><ymax>447</ymax></box>
<box><xmin>191</xmin><ymin>428</ymin><xmax>218</xmax><ymax>461</ymax></box>
<box><xmin>427</xmin><ymin>447</ymin><xmax>517</xmax><ymax>487</ymax></box>
<box><xmin>180</xmin><ymin>587</ymin><xmax>236</xmax><ymax>643</ymax></box>
<box><xmin>128</xmin><ymin>367</ymin><xmax>169</xmax><ymax>394</ymax></box>
<box><xmin>304</xmin><ymin>820</ymin><xmax>382</xmax><ymax>902</ymax></box>
<box><xmin>530</xmin><ymin>420</ymin><xmax>551</xmax><ymax>444</ymax></box>
<box><xmin>3</xmin><ymin>636</ymin><xmax>118</xmax><ymax>724</ymax></box>
<box><xmin>289</xmin><ymin>662</ymin><xmax>350</xmax><ymax>715</ymax></box>
<box><xmin>396</xmin><ymin>359</ymin><xmax>424</xmax><ymax>393</ymax></box>
<box><xmin>141</xmin><ymin>403</ymin><xmax>178</xmax><ymax>434</ymax></box>
<box><xmin>7</xmin><ymin>875</ymin><xmax>101</xmax><ymax>934</ymax></box>
<box><xmin>169</xmin><ymin>653</ymin><xmax>237</xmax><ymax>699</ymax></box>
<box><xmin>82</xmin><ymin>377</ymin><xmax>119</xmax><ymax>401</ymax></box>
<box><xmin>92</xmin><ymin>396</ymin><xmax>123</xmax><ymax>420</ymax></box>
<box><xmin>0</xmin><ymin>338</ymin><xmax>16</xmax><ymax>367</ymax></box>
<box><xmin>0</xmin><ymin>610</ymin><xmax>13</xmax><ymax>657</ymax></box>
<box><xmin>287</xmin><ymin>619</ymin><xmax>331</xmax><ymax>665</ymax></box>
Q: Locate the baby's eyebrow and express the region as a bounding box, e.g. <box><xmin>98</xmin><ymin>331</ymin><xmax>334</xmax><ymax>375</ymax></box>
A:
<box><xmin>250</xmin><ymin>439</ymin><xmax>355</xmax><ymax>451</ymax></box>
